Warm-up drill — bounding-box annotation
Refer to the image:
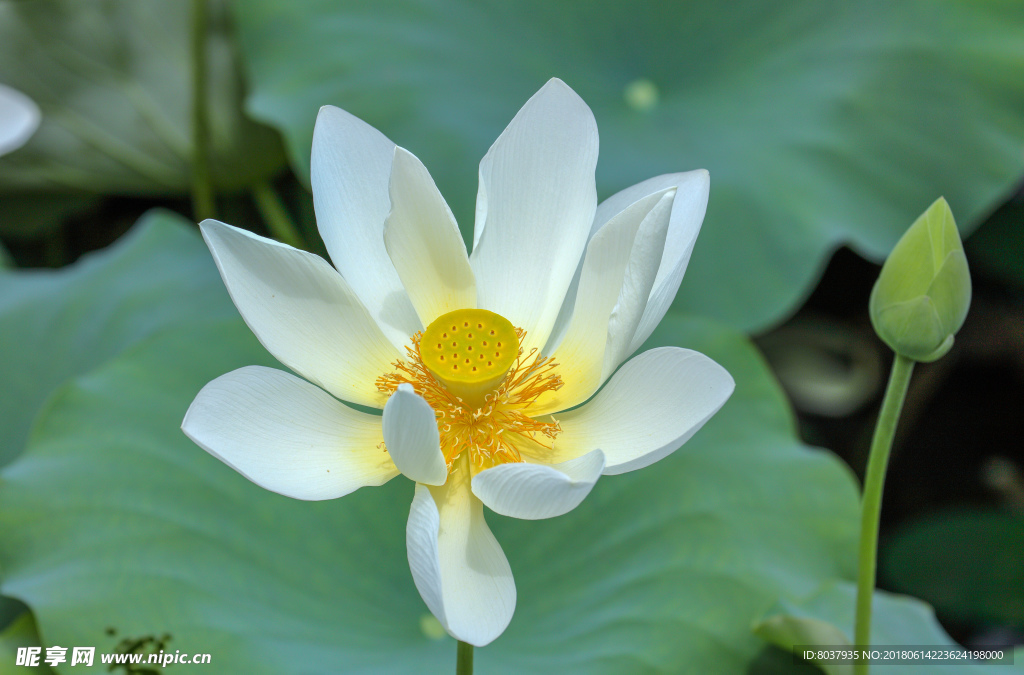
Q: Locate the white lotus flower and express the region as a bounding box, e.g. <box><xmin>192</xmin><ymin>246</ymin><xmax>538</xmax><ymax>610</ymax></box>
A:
<box><xmin>0</xmin><ymin>83</ymin><xmax>40</xmax><ymax>157</ymax></box>
<box><xmin>182</xmin><ymin>78</ymin><xmax>734</xmax><ymax>647</ymax></box>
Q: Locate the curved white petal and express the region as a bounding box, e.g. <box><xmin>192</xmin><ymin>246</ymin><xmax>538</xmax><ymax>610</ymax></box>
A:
<box><xmin>407</xmin><ymin>459</ymin><xmax>515</xmax><ymax>646</ymax></box>
<box><xmin>200</xmin><ymin>220</ymin><xmax>400</xmax><ymax>408</ymax></box>
<box><xmin>311</xmin><ymin>105</ymin><xmax>420</xmax><ymax>347</ymax></box>
<box><xmin>547</xmin><ymin>170</ymin><xmax>710</xmax><ymax>356</ymax></box>
<box><xmin>384</xmin><ymin>147</ymin><xmax>476</xmax><ymax>327</ymax></box>
<box><xmin>382</xmin><ymin>384</ymin><xmax>448</xmax><ymax>486</ymax></box>
<box><xmin>603</xmin><ymin>192</ymin><xmax>676</xmax><ymax>373</ymax></box>
<box><xmin>554</xmin><ymin>347</ymin><xmax>734</xmax><ymax>475</ymax></box>
<box><xmin>470</xmin><ymin>78</ymin><xmax>598</xmax><ymax>355</ymax></box>
<box><xmin>614</xmin><ymin>172</ymin><xmax>710</xmax><ymax>353</ymax></box>
<box><xmin>182</xmin><ymin>366</ymin><xmax>398</xmax><ymax>500</ymax></box>
<box><xmin>471</xmin><ymin>449</ymin><xmax>604</xmax><ymax>520</ymax></box>
<box><xmin>532</xmin><ymin>189</ymin><xmax>674</xmax><ymax>415</ymax></box>
<box><xmin>0</xmin><ymin>83</ymin><xmax>40</xmax><ymax>156</ymax></box>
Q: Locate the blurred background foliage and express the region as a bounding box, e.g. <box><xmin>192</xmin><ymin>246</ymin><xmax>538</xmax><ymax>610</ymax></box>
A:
<box><xmin>0</xmin><ymin>0</ymin><xmax>1021</xmax><ymax>672</ymax></box>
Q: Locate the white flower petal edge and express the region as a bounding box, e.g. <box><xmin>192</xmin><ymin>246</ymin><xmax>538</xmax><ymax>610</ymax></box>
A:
<box><xmin>407</xmin><ymin>465</ymin><xmax>515</xmax><ymax>647</ymax></box>
<box><xmin>311</xmin><ymin>105</ymin><xmax>420</xmax><ymax>348</ymax></box>
<box><xmin>0</xmin><ymin>83</ymin><xmax>40</xmax><ymax>156</ymax></box>
<box><xmin>606</xmin><ymin>171</ymin><xmax>711</xmax><ymax>354</ymax></box>
<box><xmin>201</xmin><ymin>220</ymin><xmax>401</xmax><ymax>408</ymax></box>
<box><xmin>471</xmin><ymin>449</ymin><xmax>605</xmax><ymax>520</ymax></box>
<box><xmin>532</xmin><ymin>189</ymin><xmax>674</xmax><ymax>415</ymax></box>
<box><xmin>547</xmin><ymin>170</ymin><xmax>710</xmax><ymax>357</ymax></box>
<box><xmin>182</xmin><ymin>366</ymin><xmax>398</xmax><ymax>500</ymax></box>
<box><xmin>384</xmin><ymin>147</ymin><xmax>476</xmax><ymax>327</ymax></box>
<box><xmin>382</xmin><ymin>384</ymin><xmax>448</xmax><ymax>486</ymax></box>
<box><xmin>554</xmin><ymin>347</ymin><xmax>734</xmax><ymax>475</ymax></box>
<box><xmin>470</xmin><ymin>78</ymin><xmax>599</xmax><ymax>356</ymax></box>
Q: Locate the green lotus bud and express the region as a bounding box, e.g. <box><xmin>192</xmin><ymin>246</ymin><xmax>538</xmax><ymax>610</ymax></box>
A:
<box><xmin>869</xmin><ymin>197</ymin><xmax>971</xmax><ymax>362</ymax></box>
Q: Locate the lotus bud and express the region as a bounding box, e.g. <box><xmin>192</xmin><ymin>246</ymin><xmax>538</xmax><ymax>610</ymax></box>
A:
<box><xmin>869</xmin><ymin>197</ymin><xmax>971</xmax><ymax>362</ymax></box>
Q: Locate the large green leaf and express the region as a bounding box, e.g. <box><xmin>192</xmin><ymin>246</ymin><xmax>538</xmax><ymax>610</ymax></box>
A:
<box><xmin>755</xmin><ymin>581</ymin><xmax>1024</xmax><ymax>674</ymax></box>
<box><xmin>0</xmin><ymin>0</ymin><xmax>284</xmax><ymax>198</ymax></box>
<box><xmin>233</xmin><ymin>0</ymin><xmax>1024</xmax><ymax>331</ymax></box>
<box><xmin>0</xmin><ymin>209</ymin><xmax>236</xmax><ymax>466</ymax></box>
<box><xmin>0</xmin><ymin>312</ymin><xmax>865</xmax><ymax>673</ymax></box>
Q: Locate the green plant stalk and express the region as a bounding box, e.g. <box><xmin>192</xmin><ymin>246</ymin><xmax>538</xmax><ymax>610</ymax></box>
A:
<box><xmin>252</xmin><ymin>181</ymin><xmax>306</xmax><ymax>250</ymax></box>
<box><xmin>854</xmin><ymin>353</ymin><xmax>914</xmax><ymax>675</ymax></box>
<box><xmin>457</xmin><ymin>641</ymin><xmax>473</xmax><ymax>675</ymax></box>
<box><xmin>190</xmin><ymin>0</ymin><xmax>216</xmax><ymax>221</ymax></box>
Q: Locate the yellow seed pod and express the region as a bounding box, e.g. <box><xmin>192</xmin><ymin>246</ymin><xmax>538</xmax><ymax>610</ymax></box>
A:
<box><xmin>421</xmin><ymin>308</ymin><xmax>519</xmax><ymax>408</ymax></box>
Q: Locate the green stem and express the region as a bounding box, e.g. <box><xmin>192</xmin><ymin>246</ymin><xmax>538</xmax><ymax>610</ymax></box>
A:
<box><xmin>456</xmin><ymin>641</ymin><xmax>473</xmax><ymax>675</ymax></box>
<box><xmin>190</xmin><ymin>0</ymin><xmax>216</xmax><ymax>221</ymax></box>
<box><xmin>251</xmin><ymin>181</ymin><xmax>306</xmax><ymax>250</ymax></box>
<box><xmin>854</xmin><ymin>353</ymin><xmax>914</xmax><ymax>675</ymax></box>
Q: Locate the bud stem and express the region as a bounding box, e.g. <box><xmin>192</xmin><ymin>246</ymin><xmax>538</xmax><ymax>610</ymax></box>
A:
<box><xmin>252</xmin><ymin>180</ymin><xmax>306</xmax><ymax>250</ymax></box>
<box><xmin>854</xmin><ymin>353</ymin><xmax>914</xmax><ymax>675</ymax></box>
<box><xmin>190</xmin><ymin>0</ymin><xmax>216</xmax><ymax>221</ymax></box>
<box><xmin>456</xmin><ymin>640</ymin><xmax>474</xmax><ymax>675</ymax></box>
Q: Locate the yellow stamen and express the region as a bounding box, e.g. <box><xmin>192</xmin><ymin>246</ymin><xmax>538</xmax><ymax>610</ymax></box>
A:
<box><xmin>376</xmin><ymin>310</ymin><xmax>563</xmax><ymax>472</ymax></box>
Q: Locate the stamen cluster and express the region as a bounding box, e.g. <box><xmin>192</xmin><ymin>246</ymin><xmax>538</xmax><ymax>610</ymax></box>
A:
<box><xmin>376</xmin><ymin>327</ymin><xmax>563</xmax><ymax>471</ymax></box>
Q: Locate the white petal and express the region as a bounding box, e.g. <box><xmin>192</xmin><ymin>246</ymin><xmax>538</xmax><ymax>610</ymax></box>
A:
<box><xmin>470</xmin><ymin>78</ymin><xmax>598</xmax><ymax>355</ymax></box>
<box><xmin>311</xmin><ymin>105</ymin><xmax>420</xmax><ymax>347</ymax></box>
<box><xmin>384</xmin><ymin>147</ymin><xmax>476</xmax><ymax>327</ymax></box>
<box><xmin>382</xmin><ymin>384</ymin><xmax>448</xmax><ymax>486</ymax></box>
<box><xmin>0</xmin><ymin>83</ymin><xmax>40</xmax><ymax>156</ymax></box>
<box><xmin>471</xmin><ymin>449</ymin><xmax>604</xmax><ymax>520</ymax></box>
<box><xmin>554</xmin><ymin>347</ymin><xmax>734</xmax><ymax>475</ymax></box>
<box><xmin>182</xmin><ymin>366</ymin><xmax>398</xmax><ymax>500</ymax></box>
<box><xmin>532</xmin><ymin>190</ymin><xmax>674</xmax><ymax>415</ymax></box>
<box><xmin>407</xmin><ymin>459</ymin><xmax>515</xmax><ymax>646</ymax></box>
<box><xmin>613</xmin><ymin>172</ymin><xmax>711</xmax><ymax>353</ymax></box>
<box><xmin>547</xmin><ymin>170</ymin><xmax>710</xmax><ymax>357</ymax></box>
<box><xmin>603</xmin><ymin>192</ymin><xmax>676</xmax><ymax>373</ymax></box>
<box><xmin>200</xmin><ymin>220</ymin><xmax>400</xmax><ymax>408</ymax></box>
